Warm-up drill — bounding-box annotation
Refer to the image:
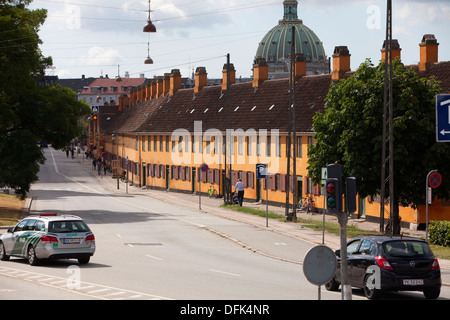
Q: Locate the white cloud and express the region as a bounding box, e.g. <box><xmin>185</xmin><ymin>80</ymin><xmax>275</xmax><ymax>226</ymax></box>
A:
<box><xmin>79</xmin><ymin>46</ymin><xmax>123</xmax><ymax>66</ymax></box>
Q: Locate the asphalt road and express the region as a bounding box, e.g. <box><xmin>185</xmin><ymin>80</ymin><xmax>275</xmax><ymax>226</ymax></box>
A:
<box><xmin>0</xmin><ymin>148</ymin><xmax>346</xmax><ymax>300</ymax></box>
<box><xmin>1</xmin><ymin>147</ymin><xmax>449</xmax><ymax>303</ymax></box>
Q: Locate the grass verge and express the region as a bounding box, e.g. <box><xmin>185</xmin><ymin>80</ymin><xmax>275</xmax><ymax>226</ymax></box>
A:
<box><xmin>0</xmin><ymin>194</ymin><xmax>25</xmax><ymax>226</ymax></box>
<box><xmin>221</xmin><ymin>203</ymin><xmax>450</xmax><ymax>260</ymax></box>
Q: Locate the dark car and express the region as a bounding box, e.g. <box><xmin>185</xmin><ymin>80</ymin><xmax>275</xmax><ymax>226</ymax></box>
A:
<box><xmin>325</xmin><ymin>236</ymin><xmax>441</xmax><ymax>299</ymax></box>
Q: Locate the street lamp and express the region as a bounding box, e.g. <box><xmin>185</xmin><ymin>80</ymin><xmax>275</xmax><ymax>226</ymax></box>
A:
<box><xmin>143</xmin><ymin>0</ymin><xmax>156</xmax><ymax>32</ymax></box>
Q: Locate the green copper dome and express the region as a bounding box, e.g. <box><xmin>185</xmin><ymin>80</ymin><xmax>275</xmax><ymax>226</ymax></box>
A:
<box><xmin>255</xmin><ymin>1</ymin><xmax>329</xmax><ymax>75</ymax></box>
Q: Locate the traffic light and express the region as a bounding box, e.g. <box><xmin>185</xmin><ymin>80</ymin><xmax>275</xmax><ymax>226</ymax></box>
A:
<box><xmin>346</xmin><ymin>177</ymin><xmax>357</xmax><ymax>213</ymax></box>
<box><xmin>326</xmin><ymin>178</ymin><xmax>341</xmax><ymax>214</ymax></box>
<box><xmin>326</xmin><ymin>164</ymin><xmax>342</xmax><ymax>214</ymax></box>
<box><xmin>93</xmin><ymin>114</ymin><xmax>98</xmax><ymax>121</ymax></box>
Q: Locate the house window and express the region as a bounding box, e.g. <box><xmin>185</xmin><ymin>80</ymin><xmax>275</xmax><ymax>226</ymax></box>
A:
<box><xmin>238</xmin><ymin>136</ymin><xmax>243</xmax><ymax>155</ymax></box>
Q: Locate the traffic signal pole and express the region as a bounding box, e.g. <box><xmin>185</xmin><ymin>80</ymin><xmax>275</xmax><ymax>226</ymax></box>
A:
<box><xmin>327</xmin><ymin>164</ymin><xmax>353</xmax><ymax>300</ymax></box>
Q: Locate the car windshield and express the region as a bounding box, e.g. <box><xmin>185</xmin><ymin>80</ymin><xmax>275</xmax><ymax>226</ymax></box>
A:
<box><xmin>48</xmin><ymin>220</ymin><xmax>90</xmax><ymax>233</ymax></box>
<box><xmin>383</xmin><ymin>240</ymin><xmax>433</xmax><ymax>258</ymax></box>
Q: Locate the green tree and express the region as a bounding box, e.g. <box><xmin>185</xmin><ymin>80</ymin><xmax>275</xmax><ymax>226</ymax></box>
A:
<box><xmin>308</xmin><ymin>59</ymin><xmax>450</xmax><ymax>234</ymax></box>
<box><xmin>0</xmin><ymin>0</ymin><xmax>90</xmax><ymax>198</ymax></box>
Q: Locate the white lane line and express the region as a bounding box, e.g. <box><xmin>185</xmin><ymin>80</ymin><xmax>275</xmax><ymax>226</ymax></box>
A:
<box><xmin>145</xmin><ymin>254</ymin><xmax>163</xmax><ymax>261</ymax></box>
<box><xmin>209</xmin><ymin>269</ymin><xmax>241</xmax><ymax>277</ymax></box>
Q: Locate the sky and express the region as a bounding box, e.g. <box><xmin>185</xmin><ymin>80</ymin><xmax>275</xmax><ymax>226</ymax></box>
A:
<box><xmin>28</xmin><ymin>0</ymin><xmax>450</xmax><ymax>80</ymax></box>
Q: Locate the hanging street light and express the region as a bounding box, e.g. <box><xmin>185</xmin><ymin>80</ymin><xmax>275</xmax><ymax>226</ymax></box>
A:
<box><xmin>143</xmin><ymin>0</ymin><xmax>156</xmax><ymax>32</ymax></box>
<box><xmin>144</xmin><ymin>42</ymin><xmax>153</xmax><ymax>64</ymax></box>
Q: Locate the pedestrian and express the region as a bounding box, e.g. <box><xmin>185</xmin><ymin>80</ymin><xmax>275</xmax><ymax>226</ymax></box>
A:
<box><xmin>92</xmin><ymin>158</ymin><xmax>96</xmax><ymax>171</ymax></box>
<box><xmin>234</xmin><ymin>178</ymin><xmax>245</xmax><ymax>206</ymax></box>
<box><xmin>97</xmin><ymin>159</ymin><xmax>102</xmax><ymax>176</ymax></box>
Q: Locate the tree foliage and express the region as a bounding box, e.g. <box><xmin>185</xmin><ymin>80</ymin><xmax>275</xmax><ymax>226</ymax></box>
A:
<box><xmin>0</xmin><ymin>0</ymin><xmax>90</xmax><ymax>198</ymax></box>
<box><xmin>308</xmin><ymin>59</ymin><xmax>450</xmax><ymax>232</ymax></box>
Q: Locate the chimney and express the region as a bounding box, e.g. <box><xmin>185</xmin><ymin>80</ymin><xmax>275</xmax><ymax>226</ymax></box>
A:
<box><xmin>145</xmin><ymin>82</ymin><xmax>151</xmax><ymax>101</ymax></box>
<box><xmin>252</xmin><ymin>57</ymin><xmax>268</xmax><ymax>88</ymax></box>
<box><xmin>150</xmin><ymin>80</ymin><xmax>157</xmax><ymax>99</ymax></box>
<box><xmin>138</xmin><ymin>84</ymin><xmax>144</xmax><ymax>103</ymax></box>
<box><xmin>222</xmin><ymin>63</ymin><xmax>236</xmax><ymax>91</ymax></box>
<box><xmin>381</xmin><ymin>39</ymin><xmax>401</xmax><ymax>62</ymax></box>
<box><xmin>294</xmin><ymin>53</ymin><xmax>306</xmax><ymax>81</ymax></box>
<box><xmin>169</xmin><ymin>69</ymin><xmax>181</xmax><ymax>96</ymax></box>
<box><xmin>163</xmin><ymin>73</ymin><xmax>170</xmax><ymax>96</ymax></box>
<box><xmin>156</xmin><ymin>76</ymin><xmax>163</xmax><ymax>98</ymax></box>
<box><xmin>194</xmin><ymin>67</ymin><xmax>207</xmax><ymax>93</ymax></box>
<box><xmin>331</xmin><ymin>46</ymin><xmax>351</xmax><ymax>81</ymax></box>
<box><xmin>419</xmin><ymin>34</ymin><xmax>439</xmax><ymax>72</ymax></box>
<box><xmin>118</xmin><ymin>94</ymin><xmax>129</xmax><ymax>112</ymax></box>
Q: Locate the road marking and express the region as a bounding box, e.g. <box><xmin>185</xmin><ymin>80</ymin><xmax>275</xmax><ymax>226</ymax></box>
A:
<box><xmin>145</xmin><ymin>254</ymin><xmax>163</xmax><ymax>261</ymax></box>
<box><xmin>209</xmin><ymin>269</ymin><xmax>241</xmax><ymax>277</ymax></box>
<box><xmin>0</xmin><ymin>265</ymin><xmax>172</xmax><ymax>300</ymax></box>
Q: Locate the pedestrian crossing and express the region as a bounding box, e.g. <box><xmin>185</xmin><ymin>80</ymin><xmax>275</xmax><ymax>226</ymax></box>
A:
<box><xmin>0</xmin><ymin>265</ymin><xmax>172</xmax><ymax>300</ymax></box>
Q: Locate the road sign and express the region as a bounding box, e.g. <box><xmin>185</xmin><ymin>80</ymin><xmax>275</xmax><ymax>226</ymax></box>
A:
<box><xmin>436</xmin><ymin>94</ymin><xmax>450</xmax><ymax>142</ymax></box>
<box><xmin>303</xmin><ymin>245</ymin><xmax>337</xmax><ymax>286</ymax></box>
<box><xmin>428</xmin><ymin>171</ymin><xmax>442</xmax><ymax>189</ymax></box>
<box><xmin>91</xmin><ymin>105</ymin><xmax>99</xmax><ymax>113</ymax></box>
<box><xmin>256</xmin><ymin>163</ymin><xmax>268</xmax><ymax>179</ymax></box>
<box><xmin>321</xmin><ymin>167</ymin><xmax>327</xmax><ymax>186</ymax></box>
<box><xmin>200</xmin><ymin>163</ymin><xmax>208</xmax><ymax>172</ymax></box>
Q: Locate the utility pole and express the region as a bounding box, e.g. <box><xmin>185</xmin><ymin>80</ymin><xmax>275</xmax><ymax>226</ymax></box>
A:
<box><xmin>224</xmin><ymin>53</ymin><xmax>232</xmax><ymax>204</ymax></box>
<box><xmin>285</xmin><ymin>26</ymin><xmax>297</xmax><ymax>220</ymax></box>
<box><xmin>380</xmin><ymin>0</ymin><xmax>394</xmax><ymax>235</ymax></box>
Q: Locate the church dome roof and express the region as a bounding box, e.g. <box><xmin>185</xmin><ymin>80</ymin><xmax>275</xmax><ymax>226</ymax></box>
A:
<box><xmin>255</xmin><ymin>1</ymin><xmax>328</xmax><ymax>74</ymax></box>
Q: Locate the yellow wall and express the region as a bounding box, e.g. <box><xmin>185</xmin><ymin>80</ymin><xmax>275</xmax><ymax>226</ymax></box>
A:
<box><xmin>101</xmin><ymin>131</ymin><xmax>450</xmax><ymax>226</ymax></box>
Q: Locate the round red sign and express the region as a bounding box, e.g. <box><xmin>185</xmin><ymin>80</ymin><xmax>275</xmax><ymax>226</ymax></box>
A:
<box><xmin>429</xmin><ymin>172</ymin><xmax>442</xmax><ymax>189</ymax></box>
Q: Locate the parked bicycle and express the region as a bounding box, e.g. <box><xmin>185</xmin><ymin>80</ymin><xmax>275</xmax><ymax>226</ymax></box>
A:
<box><xmin>306</xmin><ymin>197</ymin><xmax>315</xmax><ymax>214</ymax></box>
<box><xmin>297</xmin><ymin>197</ymin><xmax>308</xmax><ymax>211</ymax></box>
<box><xmin>119</xmin><ymin>171</ymin><xmax>127</xmax><ymax>182</ymax></box>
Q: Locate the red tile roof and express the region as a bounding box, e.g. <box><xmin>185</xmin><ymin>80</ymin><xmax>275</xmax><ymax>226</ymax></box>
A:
<box><xmin>98</xmin><ymin>61</ymin><xmax>450</xmax><ymax>136</ymax></box>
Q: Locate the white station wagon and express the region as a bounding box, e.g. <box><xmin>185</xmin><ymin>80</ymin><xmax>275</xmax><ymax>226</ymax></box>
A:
<box><xmin>0</xmin><ymin>214</ymin><xmax>95</xmax><ymax>265</ymax></box>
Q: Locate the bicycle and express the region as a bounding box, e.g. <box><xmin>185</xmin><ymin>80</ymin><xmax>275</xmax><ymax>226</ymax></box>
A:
<box><xmin>207</xmin><ymin>185</ymin><xmax>217</xmax><ymax>198</ymax></box>
<box><xmin>306</xmin><ymin>197</ymin><xmax>315</xmax><ymax>214</ymax></box>
<box><xmin>119</xmin><ymin>171</ymin><xmax>127</xmax><ymax>182</ymax></box>
<box><xmin>297</xmin><ymin>197</ymin><xmax>308</xmax><ymax>211</ymax></box>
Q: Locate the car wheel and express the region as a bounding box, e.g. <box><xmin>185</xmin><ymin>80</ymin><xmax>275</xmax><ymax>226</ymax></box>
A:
<box><xmin>27</xmin><ymin>245</ymin><xmax>40</xmax><ymax>266</ymax></box>
<box><xmin>78</xmin><ymin>257</ymin><xmax>90</xmax><ymax>264</ymax></box>
<box><xmin>325</xmin><ymin>276</ymin><xmax>340</xmax><ymax>291</ymax></box>
<box><xmin>0</xmin><ymin>242</ymin><xmax>10</xmax><ymax>261</ymax></box>
<box><xmin>364</xmin><ymin>274</ymin><xmax>381</xmax><ymax>299</ymax></box>
<box><xmin>423</xmin><ymin>287</ymin><xmax>440</xmax><ymax>300</ymax></box>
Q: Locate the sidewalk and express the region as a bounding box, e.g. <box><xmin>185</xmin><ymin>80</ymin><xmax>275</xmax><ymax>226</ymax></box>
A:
<box><xmin>81</xmin><ymin>157</ymin><xmax>450</xmax><ymax>280</ymax></box>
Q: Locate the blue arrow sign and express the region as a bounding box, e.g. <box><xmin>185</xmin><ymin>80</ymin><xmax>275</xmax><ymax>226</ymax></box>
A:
<box><xmin>436</xmin><ymin>94</ymin><xmax>450</xmax><ymax>142</ymax></box>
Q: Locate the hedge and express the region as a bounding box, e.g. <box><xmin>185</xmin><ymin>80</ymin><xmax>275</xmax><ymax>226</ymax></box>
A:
<box><xmin>429</xmin><ymin>221</ymin><xmax>450</xmax><ymax>247</ymax></box>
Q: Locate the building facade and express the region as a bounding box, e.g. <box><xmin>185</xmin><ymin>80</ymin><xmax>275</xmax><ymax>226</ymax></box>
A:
<box><xmin>89</xmin><ymin>34</ymin><xmax>450</xmax><ymax>230</ymax></box>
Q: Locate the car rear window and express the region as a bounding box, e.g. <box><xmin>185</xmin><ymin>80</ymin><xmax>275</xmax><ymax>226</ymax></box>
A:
<box><xmin>48</xmin><ymin>220</ymin><xmax>90</xmax><ymax>233</ymax></box>
<box><xmin>383</xmin><ymin>240</ymin><xmax>433</xmax><ymax>258</ymax></box>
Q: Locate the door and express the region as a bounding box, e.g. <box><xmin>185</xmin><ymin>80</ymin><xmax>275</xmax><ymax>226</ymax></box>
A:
<box><xmin>256</xmin><ymin>178</ymin><xmax>261</xmax><ymax>201</ymax></box>
<box><xmin>142</xmin><ymin>163</ymin><xmax>146</xmax><ymax>186</ymax></box>
<box><xmin>165</xmin><ymin>165</ymin><xmax>170</xmax><ymax>189</ymax></box>
<box><xmin>10</xmin><ymin>219</ymin><xmax>37</xmax><ymax>256</ymax></box>
<box><xmin>192</xmin><ymin>167</ymin><xmax>197</xmax><ymax>193</ymax></box>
